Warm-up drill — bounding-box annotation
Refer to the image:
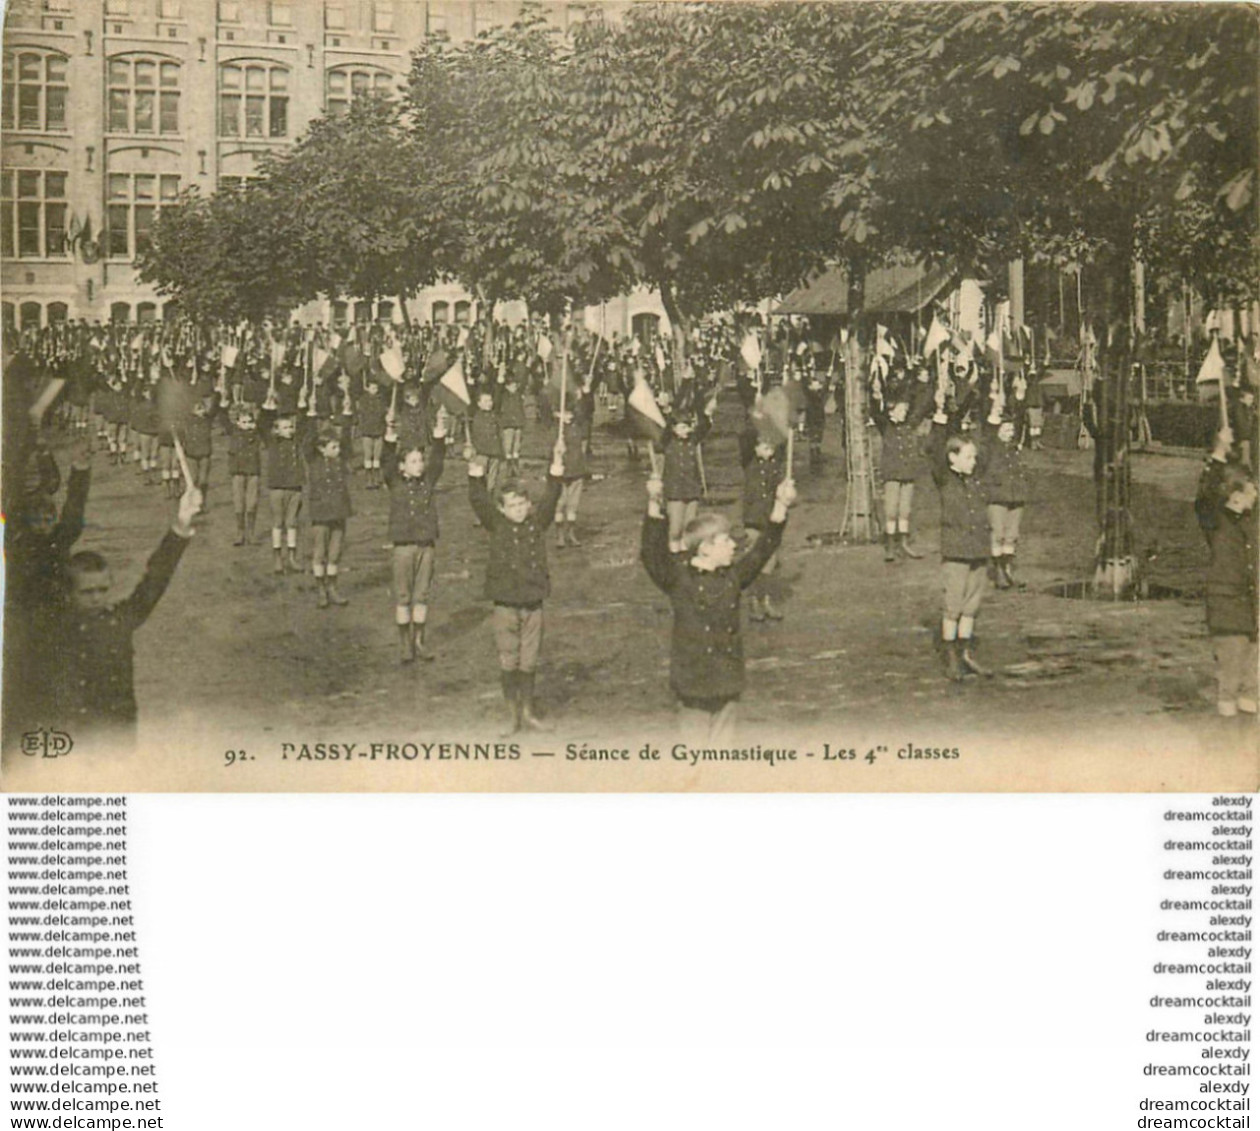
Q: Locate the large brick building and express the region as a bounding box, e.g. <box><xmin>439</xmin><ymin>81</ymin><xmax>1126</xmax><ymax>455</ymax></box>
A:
<box><xmin>1</xmin><ymin>0</ymin><xmax>659</xmax><ymax>334</ymax></box>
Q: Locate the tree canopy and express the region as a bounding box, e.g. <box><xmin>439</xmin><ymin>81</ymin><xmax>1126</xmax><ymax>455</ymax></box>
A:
<box><xmin>139</xmin><ymin>1</ymin><xmax>1258</xmax><ymax>330</ymax></box>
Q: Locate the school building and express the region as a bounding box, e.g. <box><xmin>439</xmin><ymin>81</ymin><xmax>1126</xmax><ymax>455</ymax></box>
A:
<box><xmin>1</xmin><ymin>0</ymin><xmax>662</xmax><ymax>334</ymax></box>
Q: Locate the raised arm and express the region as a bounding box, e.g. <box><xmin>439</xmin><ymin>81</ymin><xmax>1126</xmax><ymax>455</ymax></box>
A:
<box><xmin>640</xmin><ymin>479</ymin><xmax>677</xmax><ymax>593</ymax></box>
<box><xmin>118</xmin><ymin>490</ymin><xmax>199</xmax><ymax>629</ymax></box>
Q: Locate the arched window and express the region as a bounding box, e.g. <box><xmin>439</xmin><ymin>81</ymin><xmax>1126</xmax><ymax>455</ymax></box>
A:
<box><xmin>107</xmin><ymin>56</ymin><xmax>180</xmax><ymax>135</ymax></box>
<box><xmin>2</xmin><ymin>169</ymin><xmax>69</xmax><ymax>259</ymax></box>
<box><xmin>2</xmin><ymin>302</ymin><xmax>15</xmax><ymax>331</ymax></box>
<box><xmin>454</xmin><ymin>300</ymin><xmax>471</xmax><ymax>325</ymax></box>
<box><xmin>376</xmin><ymin>300</ymin><xmax>394</xmax><ymax>323</ymax></box>
<box><xmin>20</xmin><ymin>301</ymin><xmax>42</xmax><ymax>328</ymax></box>
<box><xmin>353</xmin><ymin>300</ymin><xmax>372</xmax><ymax>324</ymax></box>
<box><xmin>431</xmin><ymin>301</ymin><xmax>449</xmax><ymax>325</ymax></box>
<box><xmin>110</xmin><ymin>302</ymin><xmax>132</xmax><ymax>323</ymax></box>
<box><xmin>325</xmin><ymin>65</ymin><xmax>392</xmax><ymax>116</ymax></box>
<box><xmin>2</xmin><ymin>50</ymin><xmax>68</xmax><ymax>132</ymax></box>
<box><xmin>330</xmin><ymin>300</ymin><xmax>349</xmax><ymax>326</ymax></box>
<box><xmin>632</xmin><ymin>312</ymin><xmax>660</xmax><ymax>344</ymax></box>
<box><xmin>219</xmin><ymin>62</ymin><xmax>289</xmax><ymax>138</ymax></box>
<box><xmin>47</xmin><ymin>302</ymin><xmax>68</xmax><ymax>324</ymax></box>
<box><xmin>136</xmin><ymin>302</ymin><xmax>157</xmax><ymax>324</ymax></box>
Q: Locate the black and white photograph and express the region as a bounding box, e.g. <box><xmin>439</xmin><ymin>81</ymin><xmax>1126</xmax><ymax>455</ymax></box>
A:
<box><xmin>2</xmin><ymin>0</ymin><xmax>1257</xmax><ymax>792</ymax></box>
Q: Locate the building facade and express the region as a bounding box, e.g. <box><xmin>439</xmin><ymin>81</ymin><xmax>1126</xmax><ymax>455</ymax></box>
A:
<box><xmin>1</xmin><ymin>0</ymin><xmax>651</xmax><ymax>332</ymax></box>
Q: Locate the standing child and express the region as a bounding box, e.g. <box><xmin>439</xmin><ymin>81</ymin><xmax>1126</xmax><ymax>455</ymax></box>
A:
<box><xmin>382</xmin><ymin>415</ymin><xmax>447</xmax><ymax>662</ymax></box>
<box><xmin>467</xmin><ymin>438</ymin><xmax>566</xmax><ymax>734</ymax></box>
<box><xmin>180</xmin><ymin>395</ymin><xmax>214</xmax><ymax>512</ymax></box>
<box><xmin>50</xmin><ymin>485</ymin><xmax>201</xmax><ymax>746</ymax></box>
<box><xmin>130</xmin><ymin>380</ymin><xmax>160</xmax><ymax>485</ymax></box>
<box><xmin>662</xmin><ymin>402</ymin><xmax>714</xmax><ymax>553</ymax></box>
<box><xmin>225</xmin><ymin>402</ymin><xmax>262</xmax><ymax>547</ymax></box>
<box><xmin>554</xmin><ymin>385</ymin><xmax>594</xmax><ymax>548</ymax></box>
<box><xmin>304</xmin><ymin>422</ymin><xmax>353</xmax><ymax>607</ymax></box>
<box><xmin>873</xmin><ymin>370</ymin><xmax>933</xmax><ymax>562</ymax></box>
<box><xmin>262</xmin><ymin>411</ymin><xmax>304</xmax><ymax>574</ymax></box>
<box><xmin>1194</xmin><ymin>425</ymin><xmax>1258</xmax><ymax>719</ymax></box>
<box><xmin>470</xmin><ymin>389</ymin><xmax>505</xmax><ymax>497</ymax></box>
<box><xmin>739</xmin><ymin>424</ymin><xmax>788</xmax><ymax>622</ymax></box>
<box><xmin>641</xmin><ymin>469</ymin><xmax>796</xmax><ymax>742</ymax></box>
<box><xmin>983</xmin><ymin>389</ymin><xmax>1030</xmax><ymax>590</ymax></box>
<box><xmin>498</xmin><ymin>374</ymin><xmax>527</xmax><ymax>480</ymax></box>
<box><xmin>357</xmin><ymin>379</ymin><xmax>387</xmax><ymax>489</ymax></box>
<box><xmin>926</xmin><ymin>382</ymin><xmax>994</xmax><ymax>680</ymax></box>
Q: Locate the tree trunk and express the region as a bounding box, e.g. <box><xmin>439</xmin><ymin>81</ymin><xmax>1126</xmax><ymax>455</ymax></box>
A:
<box><xmin>840</xmin><ymin>257</ymin><xmax>877</xmax><ymax>543</ymax></box>
<box><xmin>397</xmin><ymin>292</ymin><xmax>411</xmax><ymax>328</ymax></box>
<box><xmin>657</xmin><ymin>279</ymin><xmax>690</xmax><ymax>395</ymax></box>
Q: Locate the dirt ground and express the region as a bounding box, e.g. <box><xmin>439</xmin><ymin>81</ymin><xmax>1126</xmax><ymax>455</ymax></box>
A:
<box><xmin>5</xmin><ymin>393</ymin><xmax>1257</xmax><ymax>793</ymax></box>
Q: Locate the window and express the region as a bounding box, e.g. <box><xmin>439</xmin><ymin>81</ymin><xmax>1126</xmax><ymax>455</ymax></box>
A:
<box><xmin>326</xmin><ymin>66</ymin><xmax>392</xmax><ymax>115</ymax></box>
<box><xmin>353</xmin><ymin>301</ymin><xmax>372</xmax><ymax>324</ymax></box>
<box><xmin>325</xmin><ymin>2</ymin><xmax>346</xmax><ymax>29</ymax></box>
<box><xmin>47</xmin><ymin>302</ymin><xmax>68</xmax><ymax>324</ymax></box>
<box><xmin>218</xmin><ymin>175</ymin><xmax>261</xmax><ymax>192</ymax></box>
<box><xmin>218</xmin><ymin>0</ymin><xmax>240</xmax><ymax>21</ymax></box>
<box><xmin>331</xmin><ymin>300</ymin><xmax>349</xmax><ymax>326</ymax></box>
<box><xmin>106</xmin><ymin>172</ymin><xmax>180</xmax><ymax>259</ymax></box>
<box><xmin>220</xmin><ymin>63</ymin><xmax>289</xmax><ymax>138</ymax></box>
<box><xmin>137</xmin><ymin>302</ymin><xmax>157</xmax><ymax>323</ymax></box>
<box><xmin>376</xmin><ymin>300</ymin><xmax>394</xmax><ymax>323</ymax></box>
<box><xmin>454</xmin><ymin>300</ymin><xmax>471</xmax><ymax>324</ymax></box>
<box><xmin>1</xmin><ymin>169</ymin><xmax>68</xmax><ymax>259</ymax></box>
<box><xmin>431</xmin><ymin>301</ymin><xmax>449</xmax><ymax>324</ymax></box>
<box><xmin>269</xmin><ymin>2</ymin><xmax>292</xmax><ymax>25</ymax></box>
<box><xmin>158</xmin><ymin>0</ymin><xmax>182</xmax><ymax>17</ymax></box>
<box><xmin>3</xmin><ymin>51</ymin><xmax>68</xmax><ymax>132</ymax></box>
<box><xmin>110</xmin><ymin>302</ymin><xmax>131</xmax><ymax>324</ymax></box>
<box><xmin>373</xmin><ymin>1</ymin><xmax>394</xmax><ymax>33</ymax></box>
<box><xmin>20</xmin><ymin>302</ymin><xmax>42</xmax><ymax>329</ymax></box>
<box><xmin>107</xmin><ymin>57</ymin><xmax>180</xmax><ymax>135</ymax></box>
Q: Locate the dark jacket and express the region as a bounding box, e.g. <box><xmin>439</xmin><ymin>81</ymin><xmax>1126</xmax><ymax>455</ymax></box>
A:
<box><xmin>264</xmin><ymin>429</ymin><xmax>304</xmax><ymax>491</ymax></box>
<box><xmin>1196</xmin><ymin>459</ymin><xmax>1258</xmax><ymax>638</ymax></box>
<box><xmin>226</xmin><ymin>423</ymin><xmax>262</xmax><ymax>476</ymax></box>
<box><xmin>497</xmin><ymin>385</ymin><xmax>527</xmax><ymax>429</ymax></box>
<box><xmin>928</xmin><ymin>418</ymin><xmax>992</xmax><ymax>561</ymax></box>
<box><xmin>641</xmin><ymin>512</ymin><xmax>784</xmax><ymax>702</ymax></box>
<box><xmin>181</xmin><ymin>414</ymin><xmax>214</xmax><ymax>461</ymax></box>
<box><xmin>662</xmin><ymin>413</ymin><xmax>711</xmax><ymax>501</ymax></box>
<box><xmin>356</xmin><ymin>391</ymin><xmax>388</xmax><ymax>439</ymax></box>
<box><xmin>470</xmin><ymin>408</ymin><xmax>505</xmax><ymax>458</ymax></box>
<box><xmin>394</xmin><ymin>401</ymin><xmax>433</xmax><ymax>455</ymax></box>
<box><xmin>469</xmin><ymin>471</ymin><xmax>562</xmax><ymax>607</ymax></box>
<box><xmin>739</xmin><ymin>428</ymin><xmax>785</xmax><ymax>532</ymax></box>
<box><xmin>51</xmin><ymin>529</ymin><xmax>190</xmax><ymax>728</ymax></box>
<box><xmin>874</xmin><ymin>383</ymin><xmax>933</xmax><ymax>482</ymax></box>
<box><xmin>383</xmin><ymin>440</ymin><xmax>445</xmax><ymax>545</ymax></box>
<box><xmin>981</xmin><ymin>418</ymin><xmax>1031</xmax><ymax>505</ymax></box>
<box><xmin>303</xmin><ymin>431</ymin><xmax>353</xmax><ymax>524</ymax></box>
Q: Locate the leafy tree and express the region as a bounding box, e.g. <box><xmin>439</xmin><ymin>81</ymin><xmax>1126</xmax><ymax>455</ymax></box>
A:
<box><xmin>138</xmin><ymin>181</ymin><xmax>306</xmax><ymax>323</ymax></box>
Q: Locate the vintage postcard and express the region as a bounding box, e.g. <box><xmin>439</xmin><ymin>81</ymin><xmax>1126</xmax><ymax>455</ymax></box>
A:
<box><xmin>2</xmin><ymin>0</ymin><xmax>1256</xmax><ymax>793</ymax></box>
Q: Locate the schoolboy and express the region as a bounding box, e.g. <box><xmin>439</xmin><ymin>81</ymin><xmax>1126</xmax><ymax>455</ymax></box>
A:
<box><xmin>641</xmin><ymin>470</ymin><xmax>796</xmax><ymax>742</ymax></box>
<box><xmin>467</xmin><ymin>438</ymin><xmax>566</xmax><ymax>734</ymax></box>
<box><xmin>50</xmin><ymin>486</ymin><xmax>201</xmax><ymax>742</ymax></box>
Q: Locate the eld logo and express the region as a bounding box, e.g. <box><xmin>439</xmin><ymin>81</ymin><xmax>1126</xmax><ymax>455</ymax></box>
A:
<box><xmin>20</xmin><ymin>728</ymin><xmax>74</xmax><ymax>758</ymax></box>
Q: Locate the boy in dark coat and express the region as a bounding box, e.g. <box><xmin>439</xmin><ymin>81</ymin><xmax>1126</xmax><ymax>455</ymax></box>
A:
<box><xmin>49</xmin><ymin>485</ymin><xmax>201</xmax><ymax>746</ymax></box>
<box><xmin>641</xmin><ymin>470</ymin><xmax>796</xmax><ymax>743</ymax></box>
<box><xmin>1195</xmin><ymin>424</ymin><xmax>1258</xmax><ymax>718</ymax></box>
<box><xmin>739</xmin><ymin>425</ymin><xmax>788</xmax><ymax>622</ymax></box>
<box><xmin>927</xmin><ymin>382</ymin><xmax>994</xmax><ymax>680</ymax></box>
<box><xmin>873</xmin><ymin>370</ymin><xmax>933</xmax><ymax>562</ymax></box>
<box><xmin>468</xmin><ymin>438</ymin><xmax>566</xmax><ymax>734</ymax></box>
<box><xmin>382</xmin><ymin>416</ymin><xmax>447</xmax><ymax>662</ymax></box>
